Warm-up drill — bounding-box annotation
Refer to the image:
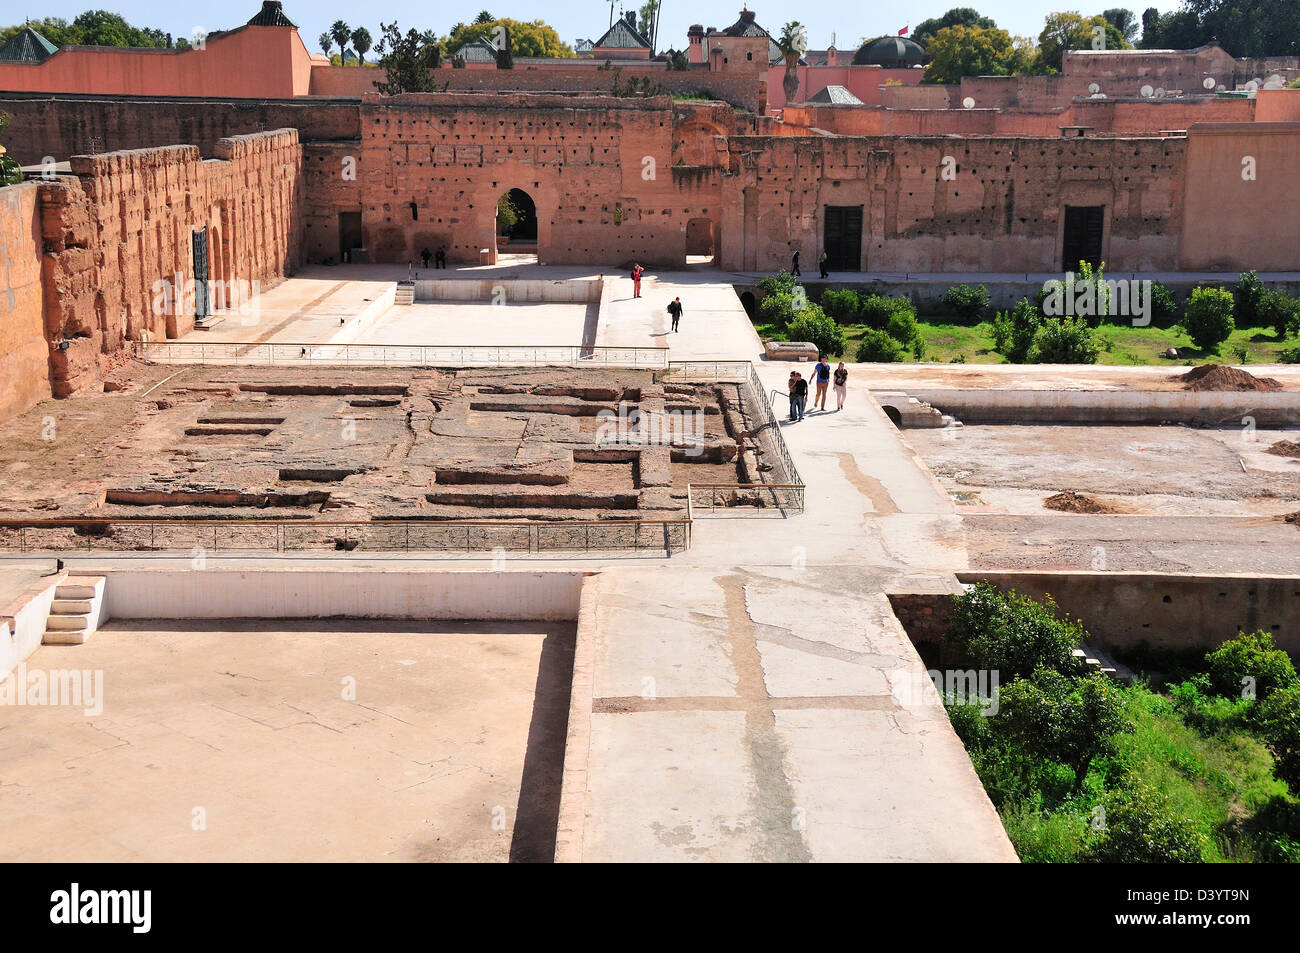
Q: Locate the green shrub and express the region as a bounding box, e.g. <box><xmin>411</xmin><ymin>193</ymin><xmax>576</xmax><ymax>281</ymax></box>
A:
<box><xmin>1256</xmin><ymin>686</ymin><xmax>1300</xmax><ymax>796</ymax></box>
<box><xmin>0</xmin><ymin>114</ymin><xmax>21</xmax><ymax>187</ymax></box>
<box><xmin>1204</xmin><ymin>630</ymin><xmax>1298</xmax><ymax>702</ymax></box>
<box><xmin>1182</xmin><ymin>286</ymin><xmax>1235</xmax><ymax>352</ymax></box>
<box><xmin>1169</xmin><ymin>673</ymin><xmax>1252</xmax><ymax>735</ymax></box>
<box><xmin>785</xmin><ymin>304</ymin><xmax>845</xmax><ymax>359</ymax></box>
<box><xmin>758</xmin><ymin>291</ymin><xmax>799</xmax><ymax>330</ymax></box>
<box><xmin>1146</xmin><ymin>281</ymin><xmax>1179</xmax><ymax>326</ymax></box>
<box><xmin>945</xmin><ymin>583</ymin><xmax>1088</xmax><ymax>680</ymax></box>
<box><xmin>757</xmin><ymin>270</ymin><xmax>798</xmax><ymax>298</ymax></box>
<box><xmin>990</xmin><ymin>298</ymin><xmax>1041</xmax><ymax>364</ymax></box>
<box><xmin>1034</xmin><ymin>317</ymin><xmax>1100</xmax><ymax>364</ymax></box>
<box><xmin>1280</xmin><ymin>347</ymin><xmax>1300</xmax><ymax>364</ymax></box>
<box><xmin>858</xmin><ymin>294</ymin><xmax>908</xmax><ymax>330</ymax></box>
<box><xmin>999</xmin><ymin>668</ymin><xmax>1133</xmax><ymax>791</ymax></box>
<box><xmin>819</xmin><ymin>288</ymin><xmax>860</xmax><ymax>324</ymax></box>
<box><xmin>885</xmin><ymin>300</ymin><xmax>921</xmax><ymax>347</ymax></box>
<box><xmin>1235</xmin><ymin>270</ymin><xmax>1264</xmax><ymax>326</ymax></box>
<box><xmin>854</xmin><ymin>328</ymin><xmax>909</xmax><ymax>362</ymax></box>
<box><xmin>1257</xmin><ymin>289</ymin><xmax>1300</xmax><ymax>340</ymax></box>
<box><xmin>942</xmin><ymin>283</ymin><xmax>990</xmax><ymax>320</ymax></box>
<box><xmin>1082</xmin><ymin>782</ymin><xmax>1208</xmax><ymax>862</ymax></box>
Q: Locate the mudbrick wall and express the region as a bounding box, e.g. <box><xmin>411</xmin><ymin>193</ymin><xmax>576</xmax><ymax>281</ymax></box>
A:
<box><xmin>720</xmin><ymin>133</ymin><xmax>1187</xmax><ymax>272</ymax></box>
<box><xmin>0</xmin><ymin>96</ymin><xmax>360</xmax><ymax>163</ymax></box>
<box><xmin>354</xmin><ymin>94</ymin><xmax>731</xmax><ymax>267</ymax></box>
<box><xmin>0</xmin><ymin>129</ymin><xmax>303</xmax><ymax>415</ymax></box>
<box><xmin>0</xmin><ymin>183</ymin><xmax>49</xmax><ymax>422</ymax></box>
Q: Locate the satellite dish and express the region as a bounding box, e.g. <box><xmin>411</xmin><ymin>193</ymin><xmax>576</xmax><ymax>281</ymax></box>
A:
<box><xmin>1140</xmin><ymin>84</ymin><xmax>1153</xmax><ymax>98</ymax></box>
<box><xmin>1088</xmin><ymin>82</ymin><xmax>1100</xmax><ymax>94</ymax></box>
<box><xmin>962</xmin><ymin>96</ymin><xmax>975</xmax><ymax>109</ymax></box>
<box><xmin>1265</xmin><ymin>74</ymin><xmax>1285</xmax><ymax>89</ymax></box>
<box><xmin>1244</xmin><ymin>80</ymin><xmax>1259</xmax><ymax>93</ymax></box>
<box><xmin>1203</xmin><ymin>77</ymin><xmax>1216</xmax><ymax>90</ymax></box>
<box><xmin>1155</xmin><ymin>87</ymin><xmax>1165</xmax><ymax>97</ymax></box>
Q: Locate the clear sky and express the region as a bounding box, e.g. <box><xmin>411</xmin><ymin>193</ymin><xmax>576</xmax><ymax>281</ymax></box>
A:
<box><xmin>24</xmin><ymin>1</ymin><xmax>1186</xmax><ymax>53</ymax></box>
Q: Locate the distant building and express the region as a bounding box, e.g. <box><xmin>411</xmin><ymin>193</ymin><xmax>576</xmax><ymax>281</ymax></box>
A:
<box><xmin>592</xmin><ymin>11</ymin><xmax>652</xmax><ymax>61</ymax></box>
<box><xmin>0</xmin><ymin>25</ymin><xmax>58</xmax><ymax>63</ymax></box>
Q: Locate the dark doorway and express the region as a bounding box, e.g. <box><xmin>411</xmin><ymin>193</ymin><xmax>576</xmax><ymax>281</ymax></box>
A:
<box><xmin>686</xmin><ymin>217</ymin><xmax>716</xmax><ymax>262</ymax></box>
<box><xmin>498</xmin><ymin>188</ymin><xmax>537</xmax><ymax>244</ymax></box>
<box><xmin>1061</xmin><ymin>205</ymin><xmax>1104</xmax><ymax>271</ymax></box>
<box><xmin>192</xmin><ymin>228</ymin><xmax>210</xmax><ymax>321</ymax></box>
<box><xmin>338</xmin><ymin>211</ymin><xmax>363</xmax><ymax>262</ymax></box>
<box><xmin>824</xmin><ymin>206</ymin><xmax>863</xmax><ymax>271</ymax></box>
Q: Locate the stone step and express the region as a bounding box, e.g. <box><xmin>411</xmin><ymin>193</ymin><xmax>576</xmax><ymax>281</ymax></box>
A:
<box><xmin>44</xmin><ymin>627</ymin><xmax>90</xmax><ymax>645</ymax></box>
<box><xmin>54</xmin><ymin>584</ymin><xmax>97</xmax><ymax>600</ymax></box>
<box><xmin>45</xmin><ymin>614</ymin><xmax>89</xmax><ymax>631</ymax></box>
<box><xmin>51</xmin><ymin>599</ymin><xmax>93</xmax><ymax>614</ymax></box>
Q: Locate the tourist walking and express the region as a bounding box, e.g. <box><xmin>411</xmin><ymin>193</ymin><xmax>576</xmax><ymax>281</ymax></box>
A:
<box><xmin>790</xmin><ymin>247</ymin><xmax>801</xmax><ymax>277</ymax></box>
<box><xmin>631</xmin><ymin>263</ymin><xmax>643</xmax><ymax>298</ymax></box>
<box><xmin>435</xmin><ymin>247</ymin><xmax>447</xmax><ymax>269</ymax></box>
<box><xmin>833</xmin><ymin>362</ymin><xmax>848</xmax><ymax>410</ymax></box>
<box><xmin>811</xmin><ymin>355</ymin><xmax>831</xmax><ymax>411</ymax></box>
<box><xmin>421</xmin><ymin>247</ymin><xmax>431</xmax><ymax>269</ymax></box>
<box><xmin>787</xmin><ymin>371</ymin><xmax>798</xmax><ymax>421</ymax></box>
<box><xmin>819</xmin><ymin>251</ymin><xmax>829</xmax><ymax>279</ymax></box>
<box><xmin>667</xmin><ymin>296</ymin><xmax>683</xmax><ymax>332</ymax></box>
<box><xmin>793</xmin><ymin>372</ymin><xmax>808</xmax><ymax>420</ymax></box>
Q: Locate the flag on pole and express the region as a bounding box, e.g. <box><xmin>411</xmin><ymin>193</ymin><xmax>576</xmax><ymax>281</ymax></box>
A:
<box><xmin>898</xmin><ymin>26</ymin><xmax>909</xmax><ymax>36</ymax></box>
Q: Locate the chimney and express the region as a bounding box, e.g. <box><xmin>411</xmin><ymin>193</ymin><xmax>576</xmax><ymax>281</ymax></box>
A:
<box><xmin>626</xmin><ymin>11</ymin><xmax>637</xmax><ymax>30</ymax></box>
<box><xmin>827</xmin><ymin>46</ymin><xmax>837</xmax><ymax>67</ymax></box>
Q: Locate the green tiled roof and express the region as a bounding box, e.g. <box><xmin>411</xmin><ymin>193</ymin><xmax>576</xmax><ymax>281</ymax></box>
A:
<box><xmin>0</xmin><ymin>26</ymin><xmax>58</xmax><ymax>63</ymax></box>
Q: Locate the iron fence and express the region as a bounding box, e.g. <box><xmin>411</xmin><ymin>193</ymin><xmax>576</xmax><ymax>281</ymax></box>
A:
<box><xmin>0</xmin><ymin>518</ymin><xmax>690</xmax><ymax>555</ymax></box>
<box><xmin>137</xmin><ymin>341</ymin><xmax>669</xmax><ymax>369</ymax></box>
<box><xmin>687</xmin><ymin>483</ymin><xmax>805</xmax><ymax>513</ymax></box>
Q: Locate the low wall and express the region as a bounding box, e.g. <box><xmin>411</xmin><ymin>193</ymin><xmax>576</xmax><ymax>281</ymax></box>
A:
<box><xmin>909</xmin><ymin>388</ymin><xmax>1300</xmax><ymax>426</ymax></box>
<box><xmin>101</xmin><ymin>568</ymin><xmax>587</xmax><ymax>621</ymax></box>
<box><xmin>958</xmin><ymin>572</ymin><xmax>1300</xmax><ymax>656</ymax></box>
<box><xmin>413</xmin><ymin>278</ymin><xmax>602</xmax><ymax>303</ymax></box>
<box><xmin>0</xmin><ymin>572</ymin><xmax>64</xmax><ymax>678</ymax></box>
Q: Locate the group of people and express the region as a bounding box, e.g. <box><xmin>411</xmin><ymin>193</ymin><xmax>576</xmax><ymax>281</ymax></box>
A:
<box><xmin>789</xmin><ymin>248</ymin><xmax>831</xmax><ymax>280</ymax></box>
<box><xmin>787</xmin><ymin>356</ymin><xmax>848</xmax><ymax>421</ymax></box>
<box><xmin>419</xmin><ymin>247</ymin><xmax>448</xmax><ymax>269</ymax></box>
<box><xmin>631</xmin><ymin>264</ymin><xmax>685</xmax><ymax>332</ymax></box>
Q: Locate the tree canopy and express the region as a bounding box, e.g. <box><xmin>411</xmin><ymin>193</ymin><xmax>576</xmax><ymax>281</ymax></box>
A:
<box><xmin>1</xmin><ymin>11</ymin><xmax>169</xmax><ymax>48</ymax></box>
<box><xmin>444</xmin><ymin>18</ymin><xmax>574</xmax><ymax>58</ymax></box>
<box><xmin>912</xmin><ymin>8</ymin><xmax>998</xmax><ymax>48</ymax></box>
<box><xmin>923</xmin><ymin>25</ymin><xmax>1034</xmax><ymax>83</ymax></box>
<box><xmin>1140</xmin><ymin>0</ymin><xmax>1300</xmax><ymax>56</ymax></box>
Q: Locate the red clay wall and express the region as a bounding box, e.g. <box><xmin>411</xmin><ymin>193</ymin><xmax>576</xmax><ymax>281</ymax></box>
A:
<box><xmin>308</xmin><ymin>63</ymin><xmax>763</xmax><ymax>111</ymax></box>
<box><xmin>768</xmin><ymin>66</ymin><xmax>921</xmax><ymax>110</ymax></box>
<box><xmin>0</xmin><ymin>183</ymin><xmax>50</xmax><ymax>422</ymax></box>
<box><xmin>0</xmin><ymin>27</ymin><xmax>311</xmax><ymax>98</ymax></box>
<box><xmin>1180</xmin><ymin>122</ymin><xmax>1300</xmax><ymax>271</ymax></box>
<box><xmin>38</xmin><ymin>130</ymin><xmax>303</xmax><ymax>397</ymax></box>
<box><xmin>355</xmin><ymin>94</ymin><xmax>726</xmax><ymax>268</ymax></box>
<box><xmin>720</xmin><ymin>134</ymin><xmax>1186</xmax><ymax>273</ymax></box>
<box><xmin>0</xmin><ymin>95</ymin><xmax>359</xmax><ymax>163</ymax></box>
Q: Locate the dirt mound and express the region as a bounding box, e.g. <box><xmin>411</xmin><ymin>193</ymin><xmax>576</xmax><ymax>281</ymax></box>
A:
<box><xmin>1284</xmin><ymin>512</ymin><xmax>1300</xmax><ymax>529</ymax></box>
<box><xmin>1043</xmin><ymin>491</ymin><xmax>1121</xmax><ymax>514</ymax></box>
<box><xmin>1264</xmin><ymin>440</ymin><xmax>1300</xmax><ymax>459</ymax></box>
<box><xmin>1179</xmin><ymin>364</ymin><xmax>1282</xmax><ymax>392</ymax></box>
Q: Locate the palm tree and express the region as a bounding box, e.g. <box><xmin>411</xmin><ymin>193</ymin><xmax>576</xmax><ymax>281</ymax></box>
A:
<box><xmin>318</xmin><ymin>32</ymin><xmax>332</xmax><ymax>57</ymax></box>
<box><xmin>778</xmin><ymin>21</ymin><xmax>807</xmax><ymax>105</ymax></box>
<box><xmin>352</xmin><ymin>27</ymin><xmax>372</xmax><ymax>64</ymax></box>
<box><xmin>330</xmin><ymin>20</ymin><xmax>352</xmax><ymax>57</ymax></box>
<box><xmin>475</xmin><ymin>11</ymin><xmax>494</xmax><ymax>24</ymax></box>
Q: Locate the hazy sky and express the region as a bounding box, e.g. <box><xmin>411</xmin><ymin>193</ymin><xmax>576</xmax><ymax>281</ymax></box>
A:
<box><xmin>27</xmin><ymin>1</ymin><xmax>1187</xmax><ymax>52</ymax></box>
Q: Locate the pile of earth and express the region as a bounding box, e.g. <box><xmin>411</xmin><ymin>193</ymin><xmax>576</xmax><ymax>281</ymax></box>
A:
<box><xmin>1043</xmin><ymin>491</ymin><xmax>1121</xmax><ymax>514</ymax></box>
<box><xmin>1179</xmin><ymin>364</ymin><xmax>1283</xmax><ymax>392</ymax></box>
<box><xmin>1264</xmin><ymin>440</ymin><xmax>1300</xmax><ymax>459</ymax></box>
<box><xmin>1284</xmin><ymin>511</ymin><xmax>1300</xmax><ymax>529</ymax></box>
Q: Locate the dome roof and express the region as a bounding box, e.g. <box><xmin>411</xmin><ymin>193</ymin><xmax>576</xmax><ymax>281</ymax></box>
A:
<box><xmin>853</xmin><ymin>35</ymin><xmax>924</xmax><ymax>67</ymax></box>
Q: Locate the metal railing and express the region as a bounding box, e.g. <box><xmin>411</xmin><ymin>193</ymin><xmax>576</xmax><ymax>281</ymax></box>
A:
<box><xmin>659</xmin><ymin>360</ymin><xmax>752</xmax><ymax>382</ymax></box>
<box><xmin>0</xmin><ymin>518</ymin><xmax>690</xmax><ymax>555</ymax></box>
<box><xmin>688</xmin><ymin>483</ymin><xmax>805</xmax><ymax>513</ymax></box>
<box><xmin>137</xmin><ymin>341</ymin><xmax>669</xmax><ymax>369</ymax></box>
<box><xmin>746</xmin><ymin>364</ymin><xmax>804</xmax><ymax>488</ymax></box>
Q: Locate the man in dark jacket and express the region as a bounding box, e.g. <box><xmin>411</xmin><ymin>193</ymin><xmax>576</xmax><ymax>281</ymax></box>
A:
<box><xmin>667</xmin><ymin>297</ymin><xmax>683</xmax><ymax>332</ymax></box>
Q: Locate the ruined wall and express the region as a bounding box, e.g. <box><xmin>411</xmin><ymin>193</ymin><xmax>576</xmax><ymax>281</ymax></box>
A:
<box><xmin>355</xmin><ymin>94</ymin><xmax>725</xmax><ymax>267</ymax></box>
<box><xmin>0</xmin><ymin>183</ymin><xmax>50</xmax><ymax>422</ymax></box>
<box><xmin>0</xmin><ymin>95</ymin><xmax>360</xmax><ymax>163</ymax></box>
<box><xmin>39</xmin><ymin>130</ymin><xmax>303</xmax><ymax>396</ymax></box>
<box><xmin>302</xmin><ymin>141</ymin><xmax>363</xmax><ymax>264</ymax></box>
<box><xmin>1064</xmin><ymin>46</ymin><xmax>1241</xmax><ymax>98</ymax></box>
<box><xmin>309</xmin><ymin>63</ymin><xmax>763</xmax><ymax>111</ymax></box>
<box><xmin>720</xmin><ymin>134</ymin><xmax>1186</xmax><ymax>272</ymax></box>
<box><xmin>1180</xmin><ymin>122</ymin><xmax>1300</xmax><ymax>272</ymax></box>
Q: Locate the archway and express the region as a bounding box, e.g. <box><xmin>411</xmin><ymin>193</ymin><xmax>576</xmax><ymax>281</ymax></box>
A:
<box><xmin>881</xmin><ymin>405</ymin><xmax>903</xmax><ymax>429</ymax></box>
<box><xmin>498</xmin><ymin>188</ymin><xmax>537</xmax><ymax>244</ymax></box>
